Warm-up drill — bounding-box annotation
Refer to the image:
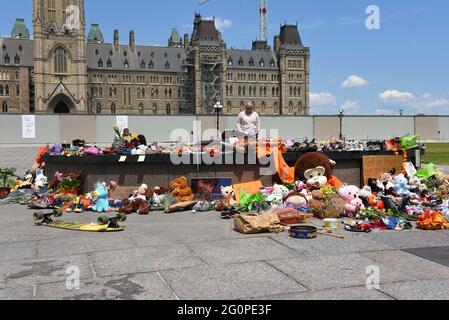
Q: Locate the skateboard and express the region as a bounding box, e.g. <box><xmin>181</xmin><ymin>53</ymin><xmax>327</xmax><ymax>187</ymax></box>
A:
<box><xmin>33</xmin><ymin>210</ymin><xmax>127</xmax><ymax>232</ymax></box>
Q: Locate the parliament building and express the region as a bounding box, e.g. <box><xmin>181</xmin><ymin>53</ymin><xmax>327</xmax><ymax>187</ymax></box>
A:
<box><xmin>0</xmin><ymin>0</ymin><xmax>310</xmax><ymax>115</ymax></box>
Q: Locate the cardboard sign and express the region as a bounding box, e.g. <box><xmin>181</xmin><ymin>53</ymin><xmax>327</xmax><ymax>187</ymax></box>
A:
<box><xmin>233</xmin><ymin>180</ymin><xmax>263</xmax><ymax>203</ymax></box>
<box><xmin>363</xmin><ymin>155</ymin><xmax>403</xmax><ymax>185</ymax></box>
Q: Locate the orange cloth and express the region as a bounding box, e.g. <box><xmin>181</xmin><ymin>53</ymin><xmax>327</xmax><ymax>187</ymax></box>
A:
<box><xmin>327</xmin><ymin>176</ymin><xmax>343</xmax><ymax>189</ymax></box>
<box><xmin>417</xmin><ymin>211</ymin><xmax>449</xmax><ymax>230</ymax></box>
<box><xmin>257</xmin><ymin>142</ymin><xmax>295</xmax><ymax>184</ymax></box>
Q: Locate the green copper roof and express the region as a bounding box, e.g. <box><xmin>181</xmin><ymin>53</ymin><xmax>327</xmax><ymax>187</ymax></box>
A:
<box><xmin>169</xmin><ymin>27</ymin><xmax>181</xmax><ymax>43</ymax></box>
<box><xmin>87</xmin><ymin>24</ymin><xmax>104</xmax><ymax>43</ymax></box>
<box><xmin>11</xmin><ymin>18</ymin><xmax>30</xmax><ymax>39</ymax></box>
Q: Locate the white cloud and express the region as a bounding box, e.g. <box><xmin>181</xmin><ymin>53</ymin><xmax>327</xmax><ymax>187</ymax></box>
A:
<box><xmin>206</xmin><ymin>17</ymin><xmax>232</xmax><ymax>31</ymax></box>
<box><xmin>341</xmin><ymin>100</ymin><xmax>360</xmax><ymax>113</ymax></box>
<box><xmin>378</xmin><ymin>90</ymin><xmax>415</xmax><ymax>102</ymax></box>
<box><xmin>341</xmin><ymin>75</ymin><xmax>369</xmax><ymax>89</ymax></box>
<box><xmin>378</xmin><ymin>90</ymin><xmax>449</xmax><ymax>114</ymax></box>
<box><xmin>375</xmin><ymin>108</ymin><xmax>396</xmax><ymax>115</ymax></box>
<box><xmin>310</xmin><ymin>92</ymin><xmax>337</xmax><ymax>108</ymax></box>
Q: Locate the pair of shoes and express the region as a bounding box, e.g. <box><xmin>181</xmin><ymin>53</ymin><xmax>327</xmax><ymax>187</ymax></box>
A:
<box><xmin>221</xmin><ymin>207</ymin><xmax>239</xmax><ymax>219</ymax></box>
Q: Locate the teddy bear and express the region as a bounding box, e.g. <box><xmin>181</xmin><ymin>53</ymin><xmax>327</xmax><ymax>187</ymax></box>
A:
<box><xmin>221</xmin><ymin>186</ymin><xmax>237</xmax><ymax>206</ymax></box>
<box><xmin>395</xmin><ymin>174</ymin><xmax>411</xmax><ymax>196</ymax></box>
<box><xmin>119</xmin><ymin>184</ymin><xmax>153</xmax><ymax>215</ymax></box>
<box><xmin>294</xmin><ymin>152</ymin><xmax>343</xmax><ymax>190</ymax></box>
<box><xmin>309</xmin><ymin>189</ymin><xmax>346</xmax><ymax>220</ymax></box>
<box><xmin>170</xmin><ymin>176</ymin><xmax>194</xmax><ymax>202</ymax></box>
<box><xmin>266</xmin><ymin>184</ymin><xmax>290</xmax><ymax>204</ymax></box>
<box><xmin>338</xmin><ymin>185</ymin><xmax>364</xmax><ymax>217</ymax></box>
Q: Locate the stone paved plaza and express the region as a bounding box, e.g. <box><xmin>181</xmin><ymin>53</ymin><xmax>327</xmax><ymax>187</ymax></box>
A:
<box><xmin>1</xmin><ymin>148</ymin><xmax>449</xmax><ymax>300</ymax></box>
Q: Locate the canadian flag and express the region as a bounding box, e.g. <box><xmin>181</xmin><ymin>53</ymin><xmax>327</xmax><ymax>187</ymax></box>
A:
<box><xmin>260</xmin><ymin>8</ymin><xmax>267</xmax><ymax>14</ymax></box>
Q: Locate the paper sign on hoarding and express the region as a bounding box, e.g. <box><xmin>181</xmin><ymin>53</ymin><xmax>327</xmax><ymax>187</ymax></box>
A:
<box><xmin>22</xmin><ymin>115</ymin><xmax>36</xmax><ymax>139</ymax></box>
<box><xmin>116</xmin><ymin>116</ymin><xmax>129</xmax><ymax>133</ymax></box>
<box><xmin>363</xmin><ymin>155</ymin><xmax>403</xmax><ymax>185</ymax></box>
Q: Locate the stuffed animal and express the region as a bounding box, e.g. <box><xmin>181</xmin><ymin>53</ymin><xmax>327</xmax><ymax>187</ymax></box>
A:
<box><xmin>395</xmin><ymin>174</ymin><xmax>411</xmax><ymax>196</ymax></box>
<box><xmin>409</xmin><ymin>176</ymin><xmax>427</xmax><ymax>192</ymax></box>
<box><xmin>119</xmin><ymin>184</ymin><xmax>153</xmax><ymax>215</ymax></box>
<box><xmin>170</xmin><ymin>177</ymin><xmax>194</xmax><ymax>202</ymax></box>
<box><xmin>338</xmin><ymin>185</ymin><xmax>364</xmax><ymax>217</ymax></box>
<box><xmin>294</xmin><ymin>152</ymin><xmax>342</xmax><ymax>189</ymax></box>
<box><xmin>91</xmin><ymin>182</ymin><xmax>111</xmax><ymax>213</ymax></box>
<box><xmin>309</xmin><ymin>188</ymin><xmax>346</xmax><ymax>220</ymax></box>
<box><xmin>368</xmin><ymin>178</ymin><xmax>385</xmax><ymax>194</ymax></box>
<box><xmin>367</xmin><ymin>194</ymin><xmax>385</xmax><ymax>210</ymax></box>
<box><xmin>221</xmin><ymin>186</ymin><xmax>237</xmax><ymax>206</ymax></box>
<box><xmin>266</xmin><ymin>184</ymin><xmax>289</xmax><ymax>204</ymax></box>
<box><xmin>34</xmin><ymin>169</ymin><xmax>48</xmax><ymax>188</ymax></box>
<box><xmin>284</xmin><ymin>190</ymin><xmax>309</xmax><ymax>209</ymax></box>
<box><xmin>151</xmin><ymin>186</ymin><xmax>168</xmax><ymax>210</ymax></box>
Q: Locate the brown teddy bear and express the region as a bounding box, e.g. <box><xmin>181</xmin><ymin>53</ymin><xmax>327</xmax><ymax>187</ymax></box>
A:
<box><xmin>170</xmin><ymin>177</ymin><xmax>194</xmax><ymax>202</ymax></box>
<box><xmin>119</xmin><ymin>184</ymin><xmax>153</xmax><ymax>215</ymax></box>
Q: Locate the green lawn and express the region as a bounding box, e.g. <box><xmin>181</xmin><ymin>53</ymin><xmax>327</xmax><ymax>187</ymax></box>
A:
<box><xmin>422</xmin><ymin>143</ymin><xmax>449</xmax><ymax>165</ymax></box>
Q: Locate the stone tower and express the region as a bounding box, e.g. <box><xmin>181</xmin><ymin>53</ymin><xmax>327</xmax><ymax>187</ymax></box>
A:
<box><xmin>32</xmin><ymin>0</ymin><xmax>87</xmax><ymax>113</ymax></box>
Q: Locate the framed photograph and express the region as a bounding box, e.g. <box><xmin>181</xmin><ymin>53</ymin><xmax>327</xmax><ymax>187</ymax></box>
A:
<box><xmin>191</xmin><ymin>178</ymin><xmax>233</xmax><ymax>201</ymax></box>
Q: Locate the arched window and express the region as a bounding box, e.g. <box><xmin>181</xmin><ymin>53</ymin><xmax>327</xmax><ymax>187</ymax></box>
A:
<box><xmin>109</xmin><ymin>87</ymin><xmax>113</xmax><ymax>97</ymax></box>
<box><xmin>96</xmin><ymin>103</ymin><xmax>102</xmax><ymax>114</ymax></box>
<box><xmin>2</xmin><ymin>101</ymin><xmax>7</xmax><ymax>113</ymax></box>
<box><xmin>293</xmin><ymin>87</ymin><xmax>297</xmax><ymax>96</ymax></box>
<box><xmin>226</xmin><ymin>101</ymin><xmax>232</xmax><ymax>114</ymax></box>
<box><xmin>259</xmin><ymin>59</ymin><xmax>265</xmax><ymax>67</ymax></box>
<box><xmin>113</xmin><ymin>87</ymin><xmax>117</xmax><ymax>97</ymax></box>
<box><xmin>111</xmin><ymin>103</ymin><xmax>116</xmax><ymax>114</ymax></box>
<box><xmin>141</xmin><ymin>88</ymin><xmax>145</xmax><ymax>99</ymax></box>
<box><xmin>238</xmin><ymin>86</ymin><xmax>242</xmax><ymax>97</ymax></box>
<box><xmin>272</xmin><ymin>87</ymin><xmax>275</xmax><ymax>97</ymax></box>
<box><xmin>228</xmin><ymin>58</ymin><xmax>233</xmax><ymax>66</ymax></box>
<box><xmin>249</xmin><ymin>57</ymin><xmax>254</xmax><ymax>67</ymax></box>
<box><xmin>249</xmin><ymin>87</ymin><xmax>252</xmax><ymax>97</ymax></box>
<box><xmin>93</xmin><ymin>87</ymin><xmax>99</xmax><ymax>98</ymax></box>
<box><xmin>0</xmin><ymin>85</ymin><xmax>3</xmax><ymax>95</ymax></box>
<box><xmin>139</xmin><ymin>103</ymin><xmax>144</xmax><ymax>115</ymax></box>
<box><xmin>259</xmin><ymin>87</ymin><xmax>263</xmax><ymax>97</ymax></box>
<box><xmin>107</xmin><ymin>59</ymin><xmax>112</xmax><ymax>68</ymax></box>
<box><xmin>123</xmin><ymin>59</ymin><xmax>129</xmax><ymax>69</ymax></box>
<box><xmin>238</xmin><ymin>57</ymin><xmax>244</xmax><ymax>66</ymax></box>
<box><xmin>263</xmin><ymin>87</ymin><xmax>267</xmax><ymax>97</ymax></box>
<box><xmin>4</xmin><ymin>54</ymin><xmax>10</xmax><ymax>64</ymax></box>
<box><xmin>149</xmin><ymin>60</ymin><xmax>154</xmax><ymax>69</ymax></box>
<box><xmin>274</xmin><ymin>101</ymin><xmax>279</xmax><ymax>114</ymax></box>
<box><xmin>14</xmin><ymin>54</ymin><xmax>20</xmax><ymax>64</ymax></box>
<box><xmin>166</xmin><ymin>104</ymin><xmax>171</xmax><ymax>115</ymax></box>
<box><xmin>5</xmin><ymin>85</ymin><xmax>9</xmax><ymax>96</ymax></box>
<box><xmin>55</xmin><ymin>48</ymin><xmax>67</xmax><ymax>74</ymax></box>
<box><xmin>288</xmin><ymin>102</ymin><xmax>294</xmax><ymax>114</ymax></box>
<box><xmin>140</xmin><ymin>60</ymin><xmax>146</xmax><ymax>69</ymax></box>
<box><xmin>16</xmin><ymin>85</ymin><xmax>20</xmax><ymax>95</ymax></box>
<box><xmin>165</xmin><ymin>61</ymin><xmax>170</xmax><ymax>70</ymax></box>
<box><xmin>98</xmin><ymin>58</ymin><xmax>103</xmax><ymax>68</ymax></box>
<box><xmin>169</xmin><ymin>89</ymin><xmax>172</xmax><ymax>99</ymax></box>
<box><xmin>99</xmin><ymin>87</ymin><xmax>103</xmax><ymax>98</ymax></box>
<box><xmin>153</xmin><ymin>103</ymin><xmax>157</xmax><ymax>115</ymax></box>
<box><xmin>270</xmin><ymin>59</ymin><xmax>276</xmax><ymax>68</ymax></box>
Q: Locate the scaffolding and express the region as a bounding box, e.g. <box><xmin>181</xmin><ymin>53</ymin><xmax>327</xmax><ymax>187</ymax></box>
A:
<box><xmin>178</xmin><ymin>61</ymin><xmax>195</xmax><ymax>115</ymax></box>
<box><xmin>201</xmin><ymin>60</ymin><xmax>223</xmax><ymax>114</ymax></box>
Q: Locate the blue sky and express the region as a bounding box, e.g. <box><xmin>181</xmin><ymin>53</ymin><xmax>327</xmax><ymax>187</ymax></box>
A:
<box><xmin>1</xmin><ymin>0</ymin><xmax>448</xmax><ymax>115</ymax></box>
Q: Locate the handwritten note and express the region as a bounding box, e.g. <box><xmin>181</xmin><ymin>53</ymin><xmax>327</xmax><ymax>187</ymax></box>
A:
<box><xmin>363</xmin><ymin>155</ymin><xmax>403</xmax><ymax>185</ymax></box>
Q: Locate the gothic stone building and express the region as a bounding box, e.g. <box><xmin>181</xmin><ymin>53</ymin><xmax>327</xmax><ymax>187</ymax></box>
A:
<box><xmin>0</xmin><ymin>0</ymin><xmax>310</xmax><ymax>115</ymax></box>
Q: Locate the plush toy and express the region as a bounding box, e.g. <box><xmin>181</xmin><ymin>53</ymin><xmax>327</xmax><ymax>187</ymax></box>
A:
<box><xmin>338</xmin><ymin>185</ymin><xmax>364</xmax><ymax>217</ymax></box>
<box><xmin>91</xmin><ymin>182</ymin><xmax>111</xmax><ymax>213</ymax></box>
<box><xmin>170</xmin><ymin>177</ymin><xmax>194</xmax><ymax>202</ymax></box>
<box><xmin>266</xmin><ymin>184</ymin><xmax>289</xmax><ymax>204</ymax></box>
<box><xmin>294</xmin><ymin>152</ymin><xmax>342</xmax><ymax>189</ymax></box>
<box><xmin>367</xmin><ymin>194</ymin><xmax>385</xmax><ymax>210</ymax></box>
<box><xmin>309</xmin><ymin>187</ymin><xmax>346</xmax><ymax>220</ymax></box>
<box><xmin>221</xmin><ymin>186</ymin><xmax>237</xmax><ymax>206</ymax></box>
<box><xmin>409</xmin><ymin>176</ymin><xmax>427</xmax><ymax>192</ymax></box>
<box><xmin>151</xmin><ymin>186</ymin><xmax>168</xmax><ymax>210</ymax></box>
<box><xmin>395</xmin><ymin>174</ymin><xmax>411</xmax><ymax>196</ymax></box>
<box><xmin>368</xmin><ymin>178</ymin><xmax>385</xmax><ymax>194</ymax></box>
<box><xmin>284</xmin><ymin>190</ymin><xmax>309</xmax><ymax>209</ymax></box>
<box><xmin>119</xmin><ymin>184</ymin><xmax>153</xmax><ymax>215</ymax></box>
<box><xmin>34</xmin><ymin>169</ymin><xmax>48</xmax><ymax>189</ymax></box>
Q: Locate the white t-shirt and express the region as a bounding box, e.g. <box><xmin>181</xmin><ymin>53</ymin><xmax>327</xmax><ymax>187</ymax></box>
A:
<box><xmin>236</xmin><ymin>111</ymin><xmax>261</xmax><ymax>137</ymax></box>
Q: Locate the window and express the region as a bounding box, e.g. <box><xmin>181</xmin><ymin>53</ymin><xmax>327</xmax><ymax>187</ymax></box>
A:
<box><xmin>140</xmin><ymin>60</ymin><xmax>146</xmax><ymax>69</ymax></box>
<box><xmin>95</xmin><ymin>49</ymin><xmax>99</xmax><ymax>56</ymax></box>
<box><xmin>111</xmin><ymin>103</ymin><xmax>116</xmax><ymax>114</ymax></box>
<box><xmin>5</xmin><ymin>85</ymin><xmax>9</xmax><ymax>96</ymax></box>
<box><xmin>124</xmin><ymin>59</ymin><xmax>129</xmax><ymax>69</ymax></box>
<box><xmin>259</xmin><ymin>59</ymin><xmax>265</xmax><ymax>67</ymax></box>
<box><xmin>228</xmin><ymin>58</ymin><xmax>233</xmax><ymax>66</ymax></box>
<box><xmin>96</xmin><ymin>103</ymin><xmax>102</xmax><ymax>114</ymax></box>
<box><xmin>249</xmin><ymin>58</ymin><xmax>254</xmax><ymax>67</ymax></box>
<box><xmin>238</xmin><ymin>57</ymin><xmax>244</xmax><ymax>66</ymax></box>
<box><xmin>0</xmin><ymin>85</ymin><xmax>3</xmax><ymax>95</ymax></box>
<box><xmin>4</xmin><ymin>54</ymin><xmax>10</xmax><ymax>64</ymax></box>
<box><xmin>2</xmin><ymin>101</ymin><xmax>7</xmax><ymax>113</ymax></box>
<box><xmin>153</xmin><ymin>103</ymin><xmax>157</xmax><ymax>115</ymax></box>
<box><xmin>166</xmin><ymin>104</ymin><xmax>171</xmax><ymax>115</ymax></box>
<box><xmin>149</xmin><ymin>60</ymin><xmax>154</xmax><ymax>69</ymax></box>
<box><xmin>109</xmin><ymin>87</ymin><xmax>113</xmax><ymax>97</ymax></box>
<box><xmin>98</xmin><ymin>59</ymin><xmax>103</xmax><ymax>68</ymax></box>
<box><xmin>55</xmin><ymin>48</ymin><xmax>67</xmax><ymax>74</ymax></box>
<box><xmin>139</xmin><ymin>103</ymin><xmax>144</xmax><ymax>115</ymax></box>
<box><xmin>14</xmin><ymin>54</ymin><xmax>20</xmax><ymax>64</ymax></box>
<box><xmin>165</xmin><ymin>61</ymin><xmax>170</xmax><ymax>70</ymax></box>
<box><xmin>270</xmin><ymin>59</ymin><xmax>276</xmax><ymax>68</ymax></box>
<box><xmin>2</xmin><ymin>45</ymin><xmax>6</xmax><ymax>51</ymax></box>
<box><xmin>16</xmin><ymin>85</ymin><xmax>20</xmax><ymax>95</ymax></box>
<box><xmin>107</xmin><ymin>59</ymin><xmax>112</xmax><ymax>68</ymax></box>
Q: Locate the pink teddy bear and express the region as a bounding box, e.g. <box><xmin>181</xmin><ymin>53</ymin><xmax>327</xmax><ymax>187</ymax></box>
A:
<box><xmin>338</xmin><ymin>185</ymin><xmax>364</xmax><ymax>217</ymax></box>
